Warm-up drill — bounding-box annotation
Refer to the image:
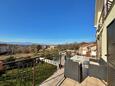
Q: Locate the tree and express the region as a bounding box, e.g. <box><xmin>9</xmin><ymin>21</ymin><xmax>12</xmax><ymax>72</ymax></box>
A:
<box><xmin>36</xmin><ymin>45</ymin><xmax>42</xmax><ymax>51</ymax></box>
<box><xmin>50</xmin><ymin>48</ymin><xmax>60</xmax><ymax>60</ymax></box>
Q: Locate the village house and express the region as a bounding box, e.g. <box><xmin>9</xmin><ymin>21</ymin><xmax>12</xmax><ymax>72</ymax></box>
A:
<box><xmin>78</xmin><ymin>43</ymin><xmax>88</xmax><ymax>56</ymax></box>
<box><xmin>65</xmin><ymin>49</ymin><xmax>76</xmax><ymax>56</ymax></box>
<box><xmin>46</xmin><ymin>45</ymin><xmax>56</xmax><ymax>50</ymax></box>
<box><xmin>0</xmin><ymin>44</ymin><xmax>10</xmax><ymax>54</ymax></box>
<box><xmin>78</xmin><ymin>43</ymin><xmax>97</xmax><ymax>57</ymax></box>
<box><xmin>90</xmin><ymin>44</ymin><xmax>97</xmax><ymax>57</ymax></box>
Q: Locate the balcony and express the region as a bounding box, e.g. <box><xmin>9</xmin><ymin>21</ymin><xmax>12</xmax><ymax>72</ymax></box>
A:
<box><xmin>98</xmin><ymin>0</ymin><xmax>115</xmax><ymax>30</ymax></box>
<box><xmin>0</xmin><ymin>58</ymin><xmax>58</xmax><ymax>86</ymax></box>
<box><xmin>0</xmin><ymin>56</ymin><xmax>107</xmax><ymax>86</ymax></box>
<box><xmin>40</xmin><ymin>56</ymin><xmax>107</xmax><ymax>86</ymax></box>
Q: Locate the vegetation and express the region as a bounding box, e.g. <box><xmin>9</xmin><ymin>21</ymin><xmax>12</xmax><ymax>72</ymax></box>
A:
<box><xmin>0</xmin><ymin>44</ymin><xmax>42</xmax><ymax>55</ymax></box>
<box><xmin>0</xmin><ymin>63</ymin><xmax>57</xmax><ymax>86</ymax></box>
<box><xmin>0</xmin><ymin>42</ymin><xmax>93</xmax><ymax>61</ymax></box>
<box><xmin>37</xmin><ymin>48</ymin><xmax>60</xmax><ymax>60</ymax></box>
<box><xmin>57</xmin><ymin>43</ymin><xmax>79</xmax><ymax>50</ymax></box>
<box><xmin>5</xmin><ymin>56</ymin><xmax>16</xmax><ymax>62</ymax></box>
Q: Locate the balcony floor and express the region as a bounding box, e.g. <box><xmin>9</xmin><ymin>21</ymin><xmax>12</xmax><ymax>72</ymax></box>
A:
<box><xmin>40</xmin><ymin>68</ymin><xmax>64</xmax><ymax>86</ymax></box>
<box><xmin>61</xmin><ymin>76</ymin><xmax>107</xmax><ymax>86</ymax></box>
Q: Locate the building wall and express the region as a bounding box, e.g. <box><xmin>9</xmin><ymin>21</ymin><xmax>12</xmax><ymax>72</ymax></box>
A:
<box><xmin>90</xmin><ymin>46</ymin><xmax>97</xmax><ymax>57</ymax></box>
<box><xmin>91</xmin><ymin>51</ymin><xmax>96</xmax><ymax>57</ymax></box>
<box><xmin>78</xmin><ymin>44</ymin><xmax>97</xmax><ymax>57</ymax></box>
<box><xmin>94</xmin><ymin>0</ymin><xmax>104</xmax><ymax>27</ymax></box>
<box><xmin>79</xmin><ymin>47</ymin><xmax>88</xmax><ymax>56</ymax></box>
<box><xmin>100</xmin><ymin>4</ymin><xmax>115</xmax><ymax>62</ymax></box>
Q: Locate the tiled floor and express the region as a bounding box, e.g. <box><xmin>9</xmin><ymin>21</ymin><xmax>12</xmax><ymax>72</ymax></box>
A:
<box><xmin>40</xmin><ymin>68</ymin><xmax>64</xmax><ymax>86</ymax></box>
<box><xmin>39</xmin><ymin>68</ymin><xmax>107</xmax><ymax>86</ymax></box>
<box><xmin>60</xmin><ymin>78</ymin><xmax>80</xmax><ymax>86</ymax></box>
<box><xmin>61</xmin><ymin>76</ymin><xmax>107</xmax><ymax>86</ymax></box>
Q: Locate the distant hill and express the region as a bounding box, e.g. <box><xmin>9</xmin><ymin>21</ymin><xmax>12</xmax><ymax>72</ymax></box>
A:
<box><xmin>0</xmin><ymin>41</ymin><xmax>37</xmax><ymax>45</ymax></box>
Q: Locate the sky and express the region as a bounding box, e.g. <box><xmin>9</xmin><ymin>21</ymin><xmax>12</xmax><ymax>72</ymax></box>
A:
<box><xmin>0</xmin><ymin>0</ymin><xmax>96</xmax><ymax>44</ymax></box>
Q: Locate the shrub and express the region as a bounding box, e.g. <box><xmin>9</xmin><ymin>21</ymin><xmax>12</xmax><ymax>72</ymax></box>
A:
<box><xmin>5</xmin><ymin>56</ymin><xmax>15</xmax><ymax>62</ymax></box>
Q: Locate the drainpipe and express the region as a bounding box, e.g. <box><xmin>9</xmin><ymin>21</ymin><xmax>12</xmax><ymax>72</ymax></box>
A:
<box><xmin>32</xmin><ymin>59</ymin><xmax>35</xmax><ymax>86</ymax></box>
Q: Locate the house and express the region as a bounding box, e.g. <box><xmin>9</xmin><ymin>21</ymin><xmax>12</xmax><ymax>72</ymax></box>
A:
<box><xmin>46</xmin><ymin>45</ymin><xmax>56</xmax><ymax>50</ymax></box>
<box><xmin>41</xmin><ymin>45</ymin><xmax>48</xmax><ymax>49</ymax></box>
<box><xmin>90</xmin><ymin>44</ymin><xmax>97</xmax><ymax>57</ymax></box>
<box><xmin>78</xmin><ymin>43</ymin><xmax>97</xmax><ymax>57</ymax></box>
<box><xmin>94</xmin><ymin>0</ymin><xmax>115</xmax><ymax>85</ymax></box>
<box><xmin>78</xmin><ymin>43</ymin><xmax>89</xmax><ymax>56</ymax></box>
<box><xmin>0</xmin><ymin>44</ymin><xmax>10</xmax><ymax>54</ymax></box>
<box><xmin>65</xmin><ymin>49</ymin><xmax>76</xmax><ymax>56</ymax></box>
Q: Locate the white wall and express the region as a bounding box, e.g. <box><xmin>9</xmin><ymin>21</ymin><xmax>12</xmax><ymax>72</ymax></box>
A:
<box><xmin>91</xmin><ymin>51</ymin><xmax>96</xmax><ymax>57</ymax></box>
<box><xmin>101</xmin><ymin>4</ymin><xmax>115</xmax><ymax>62</ymax></box>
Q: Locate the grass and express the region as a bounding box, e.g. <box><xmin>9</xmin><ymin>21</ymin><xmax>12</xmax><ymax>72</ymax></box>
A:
<box><xmin>0</xmin><ymin>63</ymin><xmax>57</xmax><ymax>86</ymax></box>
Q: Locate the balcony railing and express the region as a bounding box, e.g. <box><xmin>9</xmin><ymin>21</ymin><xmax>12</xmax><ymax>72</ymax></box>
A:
<box><xmin>0</xmin><ymin>57</ymin><xmax>57</xmax><ymax>86</ymax></box>
<box><xmin>98</xmin><ymin>0</ymin><xmax>115</xmax><ymax>30</ymax></box>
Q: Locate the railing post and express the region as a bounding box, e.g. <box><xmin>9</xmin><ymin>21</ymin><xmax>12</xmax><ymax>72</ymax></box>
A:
<box><xmin>32</xmin><ymin>59</ymin><xmax>35</xmax><ymax>86</ymax></box>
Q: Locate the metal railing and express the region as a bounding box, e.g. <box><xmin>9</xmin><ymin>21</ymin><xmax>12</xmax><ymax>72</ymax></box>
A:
<box><xmin>0</xmin><ymin>57</ymin><xmax>57</xmax><ymax>86</ymax></box>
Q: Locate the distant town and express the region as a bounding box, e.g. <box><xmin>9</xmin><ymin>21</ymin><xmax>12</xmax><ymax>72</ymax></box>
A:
<box><xmin>0</xmin><ymin>42</ymin><xmax>96</xmax><ymax>61</ymax></box>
